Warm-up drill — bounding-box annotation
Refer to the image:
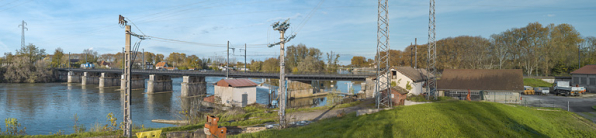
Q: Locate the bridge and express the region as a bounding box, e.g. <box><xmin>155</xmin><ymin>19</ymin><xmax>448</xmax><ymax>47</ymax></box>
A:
<box><xmin>55</xmin><ymin>68</ymin><xmax>376</xmax><ymax>97</ymax></box>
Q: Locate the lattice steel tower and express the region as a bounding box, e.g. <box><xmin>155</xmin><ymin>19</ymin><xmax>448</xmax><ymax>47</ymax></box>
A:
<box><xmin>426</xmin><ymin>0</ymin><xmax>437</xmax><ymax>100</ymax></box>
<box><xmin>376</xmin><ymin>0</ymin><xmax>392</xmax><ymax>108</ymax></box>
<box><xmin>18</xmin><ymin>20</ymin><xmax>27</xmax><ymax>48</ymax></box>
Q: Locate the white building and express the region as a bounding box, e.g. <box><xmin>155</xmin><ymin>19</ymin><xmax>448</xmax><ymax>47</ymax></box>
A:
<box><xmin>390</xmin><ymin>67</ymin><xmax>433</xmax><ymax>95</ymax></box>
<box><xmin>214</xmin><ymin>79</ymin><xmax>258</xmax><ymax>107</ymax></box>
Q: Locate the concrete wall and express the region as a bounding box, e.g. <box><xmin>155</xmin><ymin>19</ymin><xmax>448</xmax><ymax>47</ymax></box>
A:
<box><xmin>99</xmin><ymin>73</ymin><xmax>120</xmax><ymax>87</ymax></box>
<box><xmin>572</xmin><ymin>74</ymin><xmax>596</xmax><ymax>93</ymax></box>
<box><xmin>147</xmin><ymin>75</ymin><xmax>172</xmax><ymax>94</ymax></box>
<box><xmin>67</xmin><ymin>71</ymin><xmax>81</xmax><ymax>83</ymax></box>
<box><xmin>214</xmin><ymin>85</ymin><xmax>257</xmax><ymax>107</ymax></box>
<box><xmin>482</xmin><ymin>91</ymin><xmax>521</xmax><ymax>104</ymax></box>
<box><xmin>181</xmin><ymin>76</ymin><xmax>206</xmax><ymax>97</ymax></box>
<box><xmin>290</xmin><ymin>89</ymin><xmax>314</xmax><ymax>98</ymax></box>
<box><xmin>82</xmin><ymin>72</ymin><xmax>100</xmax><ymax>85</ymax></box>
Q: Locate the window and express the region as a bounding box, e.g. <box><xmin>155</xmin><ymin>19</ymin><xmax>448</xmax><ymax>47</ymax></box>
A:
<box><xmin>590</xmin><ymin>78</ymin><xmax>596</xmax><ymax>85</ymax></box>
<box><xmin>581</xmin><ymin>77</ymin><xmax>587</xmax><ymax>85</ymax></box>
<box><xmin>573</xmin><ymin>77</ymin><xmax>579</xmax><ymax>85</ymax></box>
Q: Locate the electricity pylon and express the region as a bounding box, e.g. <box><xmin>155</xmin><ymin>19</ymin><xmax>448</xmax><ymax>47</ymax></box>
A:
<box><xmin>376</xmin><ymin>0</ymin><xmax>392</xmax><ymax>108</ymax></box>
<box><xmin>426</xmin><ymin>0</ymin><xmax>437</xmax><ymax>100</ymax></box>
<box><xmin>18</xmin><ymin>20</ymin><xmax>27</xmax><ymax>48</ymax></box>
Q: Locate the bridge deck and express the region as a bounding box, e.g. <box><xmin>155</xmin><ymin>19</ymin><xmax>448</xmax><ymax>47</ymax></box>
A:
<box><xmin>56</xmin><ymin>68</ymin><xmax>375</xmax><ymax>81</ymax></box>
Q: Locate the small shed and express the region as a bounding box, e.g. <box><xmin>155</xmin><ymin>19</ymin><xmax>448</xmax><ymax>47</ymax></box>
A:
<box><xmin>570</xmin><ymin>65</ymin><xmax>596</xmax><ymax>93</ymax></box>
<box><xmin>438</xmin><ymin>69</ymin><xmax>523</xmax><ymax>103</ymax></box>
<box><xmin>380</xmin><ymin>86</ymin><xmax>409</xmax><ymax>106</ymax></box>
<box><xmin>214</xmin><ymin>79</ymin><xmax>258</xmax><ymax>107</ymax></box>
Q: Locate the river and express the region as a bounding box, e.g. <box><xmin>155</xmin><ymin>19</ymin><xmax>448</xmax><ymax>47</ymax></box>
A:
<box><xmin>0</xmin><ymin>77</ymin><xmax>361</xmax><ymax>135</ymax></box>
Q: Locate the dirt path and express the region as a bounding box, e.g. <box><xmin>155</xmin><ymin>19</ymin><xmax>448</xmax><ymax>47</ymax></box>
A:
<box><xmin>287</xmin><ymin>99</ymin><xmax>430</xmax><ymax>122</ymax></box>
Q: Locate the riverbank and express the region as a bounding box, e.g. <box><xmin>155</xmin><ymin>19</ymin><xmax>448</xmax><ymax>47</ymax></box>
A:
<box><xmin>0</xmin><ymin>99</ymin><xmax>364</xmax><ymax>137</ymax></box>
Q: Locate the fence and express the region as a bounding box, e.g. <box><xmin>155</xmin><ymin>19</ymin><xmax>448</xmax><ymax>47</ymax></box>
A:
<box><xmin>519</xmin><ymin>99</ymin><xmax>573</xmax><ymax>111</ymax></box>
<box><xmin>444</xmin><ymin>91</ymin><xmax>521</xmax><ymax>104</ymax></box>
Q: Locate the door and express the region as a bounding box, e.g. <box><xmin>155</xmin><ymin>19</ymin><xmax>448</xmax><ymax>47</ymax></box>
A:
<box><xmin>242</xmin><ymin>93</ymin><xmax>248</xmax><ymax>107</ymax></box>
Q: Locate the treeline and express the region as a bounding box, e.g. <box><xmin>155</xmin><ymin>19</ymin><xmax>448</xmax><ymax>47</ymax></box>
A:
<box><xmin>351</xmin><ymin>22</ymin><xmax>596</xmax><ymax>76</ymax></box>
<box><xmin>247</xmin><ymin>44</ymin><xmax>340</xmax><ymax>73</ymax></box>
<box><xmin>0</xmin><ymin>44</ymin><xmax>53</xmax><ymax>83</ymax></box>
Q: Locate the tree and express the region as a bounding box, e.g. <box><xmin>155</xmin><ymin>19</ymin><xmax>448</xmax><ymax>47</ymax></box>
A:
<box><xmin>261</xmin><ymin>58</ymin><xmax>280</xmax><ymax>73</ymax></box>
<box><xmin>16</xmin><ymin>43</ymin><xmax>46</xmax><ymax>64</ymax></box>
<box><xmin>82</xmin><ymin>48</ymin><xmax>98</xmax><ymax>63</ymax></box>
<box><xmin>351</xmin><ymin>56</ymin><xmax>367</xmax><ymax>67</ymax></box>
<box><xmin>155</xmin><ymin>54</ymin><xmax>164</xmax><ymax>63</ymax></box>
<box><xmin>325</xmin><ymin>51</ymin><xmax>340</xmax><ymax>72</ymax></box>
<box><xmin>51</xmin><ymin>48</ymin><xmax>64</xmax><ymax>68</ymax></box>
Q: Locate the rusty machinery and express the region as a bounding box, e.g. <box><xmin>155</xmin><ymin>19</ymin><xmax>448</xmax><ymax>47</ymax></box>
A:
<box><xmin>204</xmin><ymin>115</ymin><xmax>227</xmax><ymax>138</ymax></box>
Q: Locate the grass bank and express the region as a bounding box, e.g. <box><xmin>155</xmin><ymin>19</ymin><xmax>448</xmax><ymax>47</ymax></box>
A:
<box><xmin>523</xmin><ymin>78</ymin><xmax>552</xmax><ymax>87</ymax></box>
<box><xmin>234</xmin><ymin>100</ymin><xmax>596</xmax><ymax>138</ymax></box>
<box><xmin>593</xmin><ymin>105</ymin><xmax>596</xmax><ymax>111</ymax></box>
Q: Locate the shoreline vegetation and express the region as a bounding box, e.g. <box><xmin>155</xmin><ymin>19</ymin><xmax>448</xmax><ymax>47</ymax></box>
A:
<box><xmin>0</xmin><ymin>100</ymin><xmax>362</xmax><ymax>137</ymax></box>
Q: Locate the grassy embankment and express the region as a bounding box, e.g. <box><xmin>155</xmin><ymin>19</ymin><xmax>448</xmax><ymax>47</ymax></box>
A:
<box><xmin>523</xmin><ymin>78</ymin><xmax>552</xmax><ymax>87</ymax></box>
<box><xmin>1</xmin><ymin>101</ymin><xmax>361</xmax><ymax>138</ymax></box>
<box><xmin>235</xmin><ymin>100</ymin><xmax>596</xmax><ymax>138</ymax></box>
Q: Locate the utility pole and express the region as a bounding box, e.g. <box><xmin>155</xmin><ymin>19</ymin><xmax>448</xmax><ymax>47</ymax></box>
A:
<box><xmin>410</xmin><ymin>43</ymin><xmax>413</xmax><ymax>67</ymax></box>
<box><xmin>578</xmin><ymin>44</ymin><xmax>581</xmax><ymax>69</ymax></box>
<box><xmin>427</xmin><ymin>0</ymin><xmax>437</xmax><ymax>100</ymax></box>
<box><xmin>227</xmin><ymin>41</ymin><xmax>229</xmax><ymax>78</ymax></box>
<box><xmin>142</xmin><ymin>48</ymin><xmax>145</xmax><ymax>70</ymax></box>
<box><xmin>68</xmin><ymin>52</ymin><xmax>71</xmax><ymax>69</ymax></box>
<box><xmin>415</xmin><ymin>38</ymin><xmax>417</xmax><ymax>69</ymax></box>
<box><xmin>269</xmin><ymin>19</ymin><xmax>295</xmax><ymax>128</ymax></box>
<box><xmin>244</xmin><ymin>43</ymin><xmax>247</xmax><ymax>73</ymax></box>
<box><xmin>376</xmin><ymin>0</ymin><xmax>391</xmax><ymax>108</ymax></box>
<box><xmin>18</xmin><ymin>20</ymin><xmax>27</xmax><ymax>48</ymax></box>
<box><xmin>119</xmin><ymin>15</ymin><xmax>132</xmax><ymax>138</ymax></box>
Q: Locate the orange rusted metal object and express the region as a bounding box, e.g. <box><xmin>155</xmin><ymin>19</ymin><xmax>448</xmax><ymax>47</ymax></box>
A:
<box><xmin>205</xmin><ymin>115</ymin><xmax>227</xmax><ymax>138</ymax></box>
<box><xmin>466</xmin><ymin>89</ymin><xmax>471</xmax><ymax>101</ymax></box>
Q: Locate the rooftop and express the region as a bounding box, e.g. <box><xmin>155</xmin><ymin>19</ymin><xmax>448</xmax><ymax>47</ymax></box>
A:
<box><xmin>216</xmin><ymin>79</ymin><xmax>258</xmax><ymax>87</ymax></box>
<box><xmin>437</xmin><ymin>69</ymin><xmax>523</xmax><ymax>91</ymax></box>
<box><xmin>571</xmin><ymin>65</ymin><xmax>596</xmax><ymax>75</ymax></box>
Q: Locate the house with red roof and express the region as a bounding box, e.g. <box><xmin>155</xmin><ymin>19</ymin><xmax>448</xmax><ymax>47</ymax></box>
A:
<box><xmin>213</xmin><ymin>79</ymin><xmax>258</xmax><ymax>107</ymax></box>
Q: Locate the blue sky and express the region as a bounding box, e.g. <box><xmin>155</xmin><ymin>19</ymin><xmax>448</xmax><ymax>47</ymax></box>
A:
<box><xmin>0</xmin><ymin>0</ymin><xmax>595</xmax><ymax>65</ymax></box>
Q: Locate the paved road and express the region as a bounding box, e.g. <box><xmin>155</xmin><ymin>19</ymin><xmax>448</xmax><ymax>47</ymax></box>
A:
<box><xmin>522</xmin><ymin>94</ymin><xmax>596</xmax><ymax>123</ymax></box>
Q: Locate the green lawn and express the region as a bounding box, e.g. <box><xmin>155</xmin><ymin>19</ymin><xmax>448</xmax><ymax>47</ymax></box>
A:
<box><xmin>234</xmin><ymin>101</ymin><xmax>596</xmax><ymax>138</ymax></box>
<box><xmin>523</xmin><ymin>78</ymin><xmax>552</xmax><ymax>87</ymax></box>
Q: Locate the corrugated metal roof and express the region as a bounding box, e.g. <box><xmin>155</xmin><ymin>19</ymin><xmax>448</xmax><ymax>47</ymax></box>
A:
<box><xmin>216</xmin><ymin>79</ymin><xmax>258</xmax><ymax>87</ymax></box>
<box><xmin>437</xmin><ymin>69</ymin><xmax>523</xmax><ymax>91</ymax></box>
<box><xmin>571</xmin><ymin>65</ymin><xmax>596</xmax><ymax>75</ymax></box>
<box><xmin>393</xmin><ymin>66</ymin><xmax>434</xmax><ymax>82</ymax></box>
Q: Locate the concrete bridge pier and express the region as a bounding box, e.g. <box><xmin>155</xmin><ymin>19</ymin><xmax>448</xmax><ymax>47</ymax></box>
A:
<box><xmin>147</xmin><ymin>74</ymin><xmax>172</xmax><ymax>94</ymax></box>
<box><xmin>120</xmin><ymin>75</ymin><xmax>146</xmax><ymax>90</ymax></box>
<box><xmin>99</xmin><ymin>73</ymin><xmax>121</xmax><ymax>87</ymax></box>
<box><xmin>67</xmin><ymin>71</ymin><xmax>82</xmax><ymax>83</ymax></box>
<box><xmin>181</xmin><ymin>76</ymin><xmax>206</xmax><ymax>97</ymax></box>
<box><xmin>82</xmin><ymin>72</ymin><xmax>100</xmax><ymax>85</ymax></box>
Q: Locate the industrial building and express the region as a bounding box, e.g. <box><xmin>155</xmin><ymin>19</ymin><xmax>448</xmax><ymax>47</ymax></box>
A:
<box><xmin>571</xmin><ymin>65</ymin><xmax>596</xmax><ymax>93</ymax></box>
<box><xmin>438</xmin><ymin>69</ymin><xmax>523</xmax><ymax>103</ymax></box>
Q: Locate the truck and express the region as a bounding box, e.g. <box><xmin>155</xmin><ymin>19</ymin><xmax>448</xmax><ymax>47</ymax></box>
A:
<box><xmin>551</xmin><ymin>81</ymin><xmax>586</xmax><ymax>96</ymax></box>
